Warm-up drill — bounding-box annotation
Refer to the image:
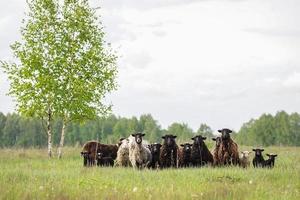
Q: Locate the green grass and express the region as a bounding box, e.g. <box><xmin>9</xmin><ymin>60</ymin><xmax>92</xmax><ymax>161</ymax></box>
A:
<box><xmin>0</xmin><ymin>146</ymin><xmax>299</xmax><ymax>200</ymax></box>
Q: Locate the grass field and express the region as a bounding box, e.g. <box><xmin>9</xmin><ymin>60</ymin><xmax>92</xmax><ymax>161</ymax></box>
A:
<box><xmin>0</xmin><ymin>146</ymin><xmax>299</xmax><ymax>200</ymax></box>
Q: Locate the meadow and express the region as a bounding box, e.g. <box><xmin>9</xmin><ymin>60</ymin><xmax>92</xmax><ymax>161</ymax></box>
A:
<box><xmin>0</xmin><ymin>146</ymin><xmax>299</xmax><ymax>200</ymax></box>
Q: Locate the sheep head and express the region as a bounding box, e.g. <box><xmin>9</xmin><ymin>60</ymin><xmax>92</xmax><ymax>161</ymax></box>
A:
<box><xmin>162</xmin><ymin>134</ymin><xmax>177</xmax><ymax>147</ymax></box>
<box><xmin>212</xmin><ymin>137</ymin><xmax>221</xmax><ymax>148</ymax></box>
<box><xmin>191</xmin><ymin>135</ymin><xmax>206</xmax><ymax>146</ymax></box>
<box><xmin>180</xmin><ymin>143</ymin><xmax>192</xmax><ymax>154</ymax></box>
<box><xmin>252</xmin><ymin>148</ymin><xmax>264</xmax><ymax>156</ymax></box>
<box><xmin>131</xmin><ymin>132</ymin><xmax>145</xmax><ymax>144</ymax></box>
<box><xmin>218</xmin><ymin>128</ymin><xmax>232</xmax><ymax>140</ymax></box>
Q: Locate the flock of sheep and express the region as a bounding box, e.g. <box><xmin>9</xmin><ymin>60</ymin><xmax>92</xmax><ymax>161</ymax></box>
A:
<box><xmin>80</xmin><ymin>128</ymin><xmax>278</xmax><ymax>169</ymax></box>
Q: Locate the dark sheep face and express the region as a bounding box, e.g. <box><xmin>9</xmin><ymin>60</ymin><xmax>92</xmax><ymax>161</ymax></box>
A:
<box><xmin>212</xmin><ymin>137</ymin><xmax>221</xmax><ymax>147</ymax></box>
<box><xmin>81</xmin><ymin>151</ymin><xmax>89</xmax><ymax>158</ymax></box>
<box><xmin>180</xmin><ymin>143</ymin><xmax>192</xmax><ymax>153</ymax></box>
<box><xmin>97</xmin><ymin>152</ymin><xmax>103</xmax><ymax>159</ymax></box>
<box><xmin>252</xmin><ymin>148</ymin><xmax>264</xmax><ymax>156</ymax></box>
<box><xmin>191</xmin><ymin>135</ymin><xmax>206</xmax><ymax>145</ymax></box>
<box><xmin>150</xmin><ymin>143</ymin><xmax>162</xmax><ymax>154</ymax></box>
<box><xmin>162</xmin><ymin>134</ymin><xmax>177</xmax><ymax>147</ymax></box>
<box><xmin>131</xmin><ymin>132</ymin><xmax>145</xmax><ymax>144</ymax></box>
<box><xmin>266</xmin><ymin>154</ymin><xmax>278</xmax><ymax>160</ymax></box>
<box><xmin>218</xmin><ymin>128</ymin><xmax>232</xmax><ymax>140</ymax></box>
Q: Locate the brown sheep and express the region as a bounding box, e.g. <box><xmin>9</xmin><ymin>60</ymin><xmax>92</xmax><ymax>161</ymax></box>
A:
<box><xmin>81</xmin><ymin>140</ymin><xmax>101</xmax><ymax>166</ymax></box>
<box><xmin>190</xmin><ymin>135</ymin><xmax>214</xmax><ymax>167</ymax></box>
<box><xmin>159</xmin><ymin>134</ymin><xmax>178</xmax><ymax>168</ymax></box>
<box><xmin>81</xmin><ymin>139</ymin><xmax>121</xmax><ymax>167</ymax></box>
<box><xmin>212</xmin><ymin>137</ymin><xmax>221</xmax><ymax>166</ymax></box>
<box><xmin>217</xmin><ymin>128</ymin><xmax>240</xmax><ymax>166</ymax></box>
<box><xmin>178</xmin><ymin>143</ymin><xmax>193</xmax><ymax>168</ymax></box>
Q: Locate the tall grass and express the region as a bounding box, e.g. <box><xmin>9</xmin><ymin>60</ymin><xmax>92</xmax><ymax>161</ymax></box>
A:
<box><xmin>0</xmin><ymin>146</ymin><xmax>299</xmax><ymax>200</ymax></box>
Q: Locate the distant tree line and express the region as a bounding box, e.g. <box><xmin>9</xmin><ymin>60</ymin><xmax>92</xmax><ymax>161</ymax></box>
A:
<box><xmin>235</xmin><ymin>111</ymin><xmax>300</xmax><ymax>146</ymax></box>
<box><xmin>0</xmin><ymin>111</ymin><xmax>299</xmax><ymax>148</ymax></box>
<box><xmin>0</xmin><ymin>113</ymin><xmax>213</xmax><ymax>148</ymax></box>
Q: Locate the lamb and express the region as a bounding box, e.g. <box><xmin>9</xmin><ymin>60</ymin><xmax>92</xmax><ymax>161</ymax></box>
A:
<box><xmin>239</xmin><ymin>151</ymin><xmax>251</xmax><ymax>168</ymax></box>
<box><xmin>115</xmin><ymin>137</ymin><xmax>131</xmax><ymax>167</ymax></box>
<box><xmin>212</xmin><ymin>137</ymin><xmax>222</xmax><ymax>166</ymax></box>
<box><xmin>252</xmin><ymin>148</ymin><xmax>265</xmax><ymax>168</ymax></box>
<box><xmin>81</xmin><ymin>140</ymin><xmax>101</xmax><ymax>166</ymax></box>
<box><xmin>178</xmin><ymin>143</ymin><xmax>193</xmax><ymax>168</ymax></box>
<box><xmin>129</xmin><ymin>133</ymin><xmax>152</xmax><ymax>169</ymax></box>
<box><xmin>217</xmin><ymin>128</ymin><xmax>240</xmax><ymax>166</ymax></box>
<box><xmin>149</xmin><ymin>143</ymin><xmax>162</xmax><ymax>169</ymax></box>
<box><xmin>264</xmin><ymin>153</ymin><xmax>278</xmax><ymax>168</ymax></box>
<box><xmin>190</xmin><ymin>135</ymin><xmax>214</xmax><ymax>167</ymax></box>
<box><xmin>96</xmin><ymin>153</ymin><xmax>114</xmax><ymax>167</ymax></box>
<box><xmin>159</xmin><ymin>134</ymin><xmax>178</xmax><ymax>168</ymax></box>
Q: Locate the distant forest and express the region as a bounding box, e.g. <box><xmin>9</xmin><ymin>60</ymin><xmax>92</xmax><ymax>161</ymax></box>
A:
<box><xmin>0</xmin><ymin>111</ymin><xmax>299</xmax><ymax>148</ymax></box>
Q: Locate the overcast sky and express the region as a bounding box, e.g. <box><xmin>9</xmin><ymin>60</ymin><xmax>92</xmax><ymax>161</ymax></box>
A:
<box><xmin>0</xmin><ymin>0</ymin><xmax>299</xmax><ymax>132</ymax></box>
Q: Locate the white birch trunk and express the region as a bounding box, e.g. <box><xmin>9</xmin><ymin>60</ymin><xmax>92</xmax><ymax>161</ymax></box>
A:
<box><xmin>57</xmin><ymin>120</ymin><xmax>67</xmax><ymax>159</ymax></box>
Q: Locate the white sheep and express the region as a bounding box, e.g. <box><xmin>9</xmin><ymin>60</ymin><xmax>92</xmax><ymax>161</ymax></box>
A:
<box><xmin>239</xmin><ymin>150</ymin><xmax>251</xmax><ymax>168</ymax></box>
<box><xmin>115</xmin><ymin>138</ymin><xmax>131</xmax><ymax>167</ymax></box>
<box><xmin>129</xmin><ymin>133</ymin><xmax>152</xmax><ymax>169</ymax></box>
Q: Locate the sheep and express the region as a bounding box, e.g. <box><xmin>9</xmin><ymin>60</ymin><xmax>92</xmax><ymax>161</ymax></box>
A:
<box><xmin>239</xmin><ymin>151</ymin><xmax>251</xmax><ymax>168</ymax></box>
<box><xmin>115</xmin><ymin>138</ymin><xmax>131</xmax><ymax>167</ymax></box>
<box><xmin>97</xmin><ymin>152</ymin><xmax>114</xmax><ymax>167</ymax></box>
<box><xmin>217</xmin><ymin>128</ymin><xmax>240</xmax><ymax>166</ymax></box>
<box><xmin>129</xmin><ymin>133</ymin><xmax>152</xmax><ymax>169</ymax></box>
<box><xmin>149</xmin><ymin>143</ymin><xmax>162</xmax><ymax>169</ymax></box>
<box><xmin>159</xmin><ymin>134</ymin><xmax>178</xmax><ymax>168</ymax></box>
<box><xmin>81</xmin><ymin>140</ymin><xmax>101</xmax><ymax>166</ymax></box>
<box><xmin>190</xmin><ymin>135</ymin><xmax>214</xmax><ymax>167</ymax></box>
<box><xmin>252</xmin><ymin>148</ymin><xmax>265</xmax><ymax>168</ymax></box>
<box><xmin>178</xmin><ymin>143</ymin><xmax>193</xmax><ymax>168</ymax></box>
<box><xmin>212</xmin><ymin>137</ymin><xmax>222</xmax><ymax>166</ymax></box>
<box><xmin>264</xmin><ymin>153</ymin><xmax>278</xmax><ymax>168</ymax></box>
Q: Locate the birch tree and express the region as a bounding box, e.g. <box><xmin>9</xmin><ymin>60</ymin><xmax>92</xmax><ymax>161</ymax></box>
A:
<box><xmin>1</xmin><ymin>0</ymin><xmax>118</xmax><ymax>158</ymax></box>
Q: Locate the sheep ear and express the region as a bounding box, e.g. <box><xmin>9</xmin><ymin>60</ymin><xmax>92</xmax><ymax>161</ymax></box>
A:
<box><xmin>202</xmin><ymin>137</ymin><xmax>206</xmax><ymax>140</ymax></box>
<box><xmin>266</xmin><ymin>154</ymin><xmax>270</xmax><ymax>156</ymax></box>
<box><xmin>131</xmin><ymin>134</ymin><xmax>135</xmax><ymax>137</ymax></box>
<box><xmin>212</xmin><ymin>138</ymin><xmax>216</xmax><ymax>141</ymax></box>
<box><xmin>261</xmin><ymin>149</ymin><xmax>264</xmax><ymax>151</ymax></box>
<box><xmin>173</xmin><ymin>135</ymin><xmax>177</xmax><ymax>138</ymax></box>
<box><xmin>191</xmin><ymin>137</ymin><xmax>195</xmax><ymax>140</ymax></box>
<box><xmin>142</xmin><ymin>133</ymin><xmax>145</xmax><ymax>137</ymax></box>
<box><xmin>162</xmin><ymin>136</ymin><xmax>165</xmax><ymax>139</ymax></box>
<box><xmin>252</xmin><ymin>149</ymin><xmax>256</xmax><ymax>151</ymax></box>
<box><xmin>180</xmin><ymin>144</ymin><xmax>184</xmax><ymax>147</ymax></box>
<box><xmin>218</xmin><ymin>130</ymin><xmax>222</xmax><ymax>133</ymax></box>
<box><xmin>274</xmin><ymin>154</ymin><xmax>278</xmax><ymax>157</ymax></box>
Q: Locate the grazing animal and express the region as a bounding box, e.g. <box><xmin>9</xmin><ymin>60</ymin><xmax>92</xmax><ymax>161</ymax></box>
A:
<box><xmin>129</xmin><ymin>133</ymin><xmax>152</xmax><ymax>169</ymax></box>
<box><xmin>217</xmin><ymin>128</ymin><xmax>240</xmax><ymax>166</ymax></box>
<box><xmin>190</xmin><ymin>135</ymin><xmax>214</xmax><ymax>167</ymax></box>
<box><xmin>115</xmin><ymin>137</ymin><xmax>131</xmax><ymax>167</ymax></box>
<box><xmin>97</xmin><ymin>153</ymin><xmax>114</xmax><ymax>167</ymax></box>
<box><xmin>149</xmin><ymin>143</ymin><xmax>162</xmax><ymax>169</ymax></box>
<box><xmin>81</xmin><ymin>140</ymin><xmax>101</xmax><ymax>166</ymax></box>
<box><xmin>159</xmin><ymin>134</ymin><xmax>178</xmax><ymax>168</ymax></box>
<box><xmin>239</xmin><ymin>151</ymin><xmax>251</xmax><ymax>168</ymax></box>
<box><xmin>212</xmin><ymin>137</ymin><xmax>222</xmax><ymax>166</ymax></box>
<box><xmin>264</xmin><ymin>153</ymin><xmax>278</xmax><ymax>168</ymax></box>
<box><xmin>252</xmin><ymin>148</ymin><xmax>265</xmax><ymax>168</ymax></box>
<box><xmin>178</xmin><ymin>143</ymin><xmax>193</xmax><ymax>168</ymax></box>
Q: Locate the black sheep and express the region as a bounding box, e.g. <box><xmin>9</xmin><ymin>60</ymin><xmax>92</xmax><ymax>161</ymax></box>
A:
<box><xmin>264</xmin><ymin>154</ymin><xmax>278</xmax><ymax>168</ymax></box>
<box><xmin>159</xmin><ymin>134</ymin><xmax>178</xmax><ymax>168</ymax></box>
<box><xmin>252</xmin><ymin>148</ymin><xmax>265</xmax><ymax>168</ymax></box>
<box><xmin>149</xmin><ymin>143</ymin><xmax>162</xmax><ymax>169</ymax></box>
<box><xmin>97</xmin><ymin>153</ymin><xmax>114</xmax><ymax>167</ymax></box>
<box><xmin>178</xmin><ymin>143</ymin><xmax>193</xmax><ymax>168</ymax></box>
<box><xmin>191</xmin><ymin>135</ymin><xmax>213</xmax><ymax>166</ymax></box>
